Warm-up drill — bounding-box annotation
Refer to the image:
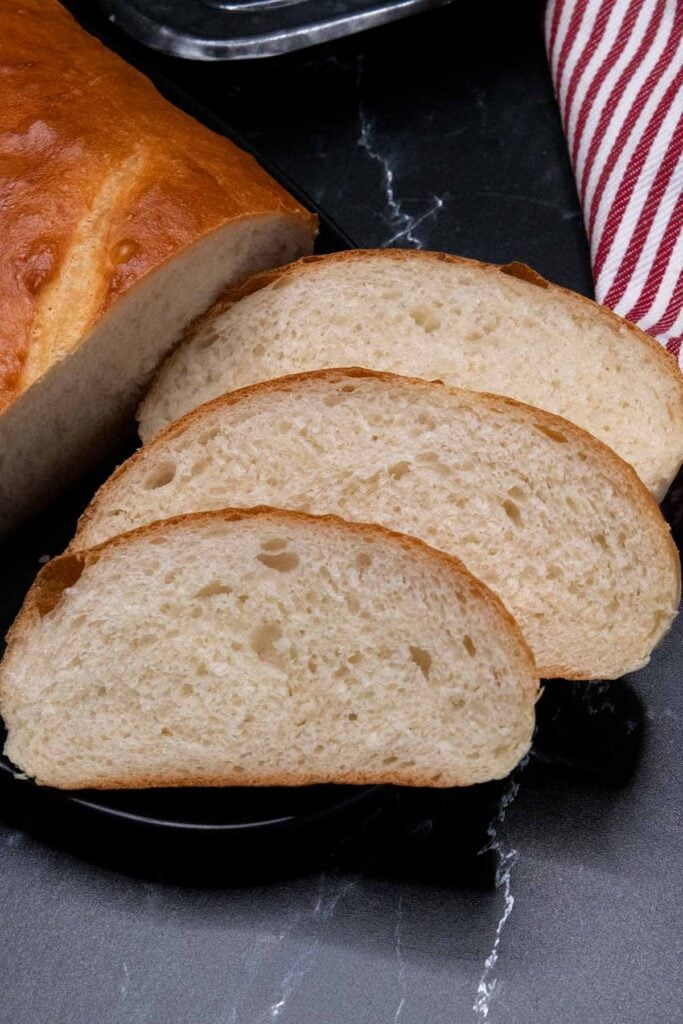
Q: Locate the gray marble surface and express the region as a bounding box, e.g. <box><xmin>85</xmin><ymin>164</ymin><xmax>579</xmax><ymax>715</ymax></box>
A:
<box><xmin>1</xmin><ymin>2</ymin><xmax>681</xmax><ymax>1021</ymax></box>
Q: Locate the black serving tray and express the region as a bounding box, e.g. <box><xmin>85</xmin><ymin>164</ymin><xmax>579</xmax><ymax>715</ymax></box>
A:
<box><xmin>99</xmin><ymin>0</ymin><xmax>455</xmax><ymax>60</ymax></box>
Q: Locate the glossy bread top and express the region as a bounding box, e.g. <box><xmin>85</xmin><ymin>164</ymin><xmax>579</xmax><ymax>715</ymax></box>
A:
<box><xmin>0</xmin><ymin>0</ymin><xmax>315</xmax><ymax>410</ymax></box>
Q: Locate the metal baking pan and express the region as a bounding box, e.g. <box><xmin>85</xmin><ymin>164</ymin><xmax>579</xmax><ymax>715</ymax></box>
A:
<box><xmin>99</xmin><ymin>0</ymin><xmax>455</xmax><ymax>60</ymax></box>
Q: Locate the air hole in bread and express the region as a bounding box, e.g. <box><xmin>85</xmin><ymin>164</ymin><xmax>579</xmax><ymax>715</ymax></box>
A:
<box><xmin>382</xmin><ymin>755</ymin><xmax>400</xmax><ymax>766</ymax></box>
<box><xmin>341</xmin><ymin>384</ymin><xmax>357</xmax><ymax>394</ymax></box>
<box><xmin>507</xmin><ymin>485</ymin><xmax>527</xmax><ymax>501</ymax></box>
<box><xmin>250</xmin><ymin>621</ymin><xmax>283</xmax><ymax>666</ymax></box>
<box><xmin>195</xmin><ymin>581</ymin><xmax>232</xmax><ymax>599</ymax></box>
<box><xmin>409</xmin><ymin>645</ymin><xmax>432</xmax><ymax>679</ymax></box>
<box><xmin>502</xmin><ymin>499</ymin><xmax>523</xmax><ymax>527</ymax></box>
<box><xmin>190</xmin><ymin>457</ymin><xmax>209</xmax><ymax>478</ymax></box>
<box><xmin>144</xmin><ymin>462</ymin><xmax>177</xmax><ymax>489</ymax></box>
<box><xmin>409</xmin><ymin>306</ymin><xmax>441</xmax><ymax>333</ymax></box>
<box><xmin>535</xmin><ymin>423</ymin><xmax>569</xmax><ymax>443</ymax></box>
<box><xmin>194</xmin><ymin>331</ymin><xmax>219</xmax><ymax>352</ymax></box>
<box><xmin>260</xmin><ymin>537</ymin><xmax>289</xmax><ymax>553</ymax></box>
<box><xmin>463</xmin><ymin>635</ymin><xmax>476</xmax><ymax>657</ymax></box>
<box><xmin>257</xmin><ymin>550</ymin><xmax>300</xmax><ymax>572</ymax></box>
<box><xmin>593</xmin><ymin>533</ymin><xmax>608</xmax><ymax>551</ymax></box>
<box><xmin>324</xmin><ymin>393</ymin><xmax>344</xmax><ymax>407</ymax></box>
<box><xmin>356</xmin><ymin>552</ymin><xmax>372</xmax><ymax>572</ymax></box>
<box><xmin>388</xmin><ymin>460</ymin><xmax>411</xmax><ymax>480</ymax></box>
<box><xmin>198</xmin><ymin>429</ymin><xmax>219</xmax><ymax>446</ymax></box>
<box><xmin>253</xmin><ymin>343</ymin><xmax>265</xmax><ymax>356</ymax></box>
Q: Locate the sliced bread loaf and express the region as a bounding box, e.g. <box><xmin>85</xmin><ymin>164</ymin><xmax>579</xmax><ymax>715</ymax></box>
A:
<box><xmin>0</xmin><ymin>508</ymin><xmax>538</xmax><ymax>789</ymax></box>
<box><xmin>138</xmin><ymin>250</ymin><xmax>683</xmax><ymax>498</ymax></box>
<box><xmin>79</xmin><ymin>370</ymin><xmax>680</xmax><ymax>680</ymax></box>
<box><xmin>0</xmin><ymin>0</ymin><xmax>315</xmax><ymax>536</ymax></box>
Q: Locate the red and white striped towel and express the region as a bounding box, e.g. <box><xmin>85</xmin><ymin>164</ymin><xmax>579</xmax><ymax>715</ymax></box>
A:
<box><xmin>545</xmin><ymin>0</ymin><xmax>683</xmax><ymax>360</ymax></box>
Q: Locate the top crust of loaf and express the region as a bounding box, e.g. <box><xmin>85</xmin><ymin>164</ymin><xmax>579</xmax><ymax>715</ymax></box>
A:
<box><xmin>0</xmin><ymin>0</ymin><xmax>316</xmax><ymax>412</ymax></box>
<box><xmin>140</xmin><ymin>249</ymin><xmax>683</xmax><ymax>498</ymax></box>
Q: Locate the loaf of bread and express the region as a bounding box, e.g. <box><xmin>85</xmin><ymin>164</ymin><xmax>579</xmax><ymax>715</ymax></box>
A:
<box><xmin>0</xmin><ymin>507</ymin><xmax>538</xmax><ymax>789</ymax></box>
<box><xmin>0</xmin><ymin>0</ymin><xmax>315</xmax><ymax>536</ymax></box>
<box><xmin>77</xmin><ymin>369</ymin><xmax>680</xmax><ymax>680</ymax></box>
<box><xmin>139</xmin><ymin>250</ymin><xmax>683</xmax><ymax>498</ymax></box>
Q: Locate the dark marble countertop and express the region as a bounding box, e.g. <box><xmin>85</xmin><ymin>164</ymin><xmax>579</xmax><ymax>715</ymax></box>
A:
<box><xmin>1</xmin><ymin>2</ymin><xmax>681</xmax><ymax>1022</ymax></box>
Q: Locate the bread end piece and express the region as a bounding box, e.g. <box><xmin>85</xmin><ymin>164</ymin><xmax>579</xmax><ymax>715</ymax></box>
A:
<box><xmin>1</xmin><ymin>508</ymin><xmax>538</xmax><ymax>790</ymax></box>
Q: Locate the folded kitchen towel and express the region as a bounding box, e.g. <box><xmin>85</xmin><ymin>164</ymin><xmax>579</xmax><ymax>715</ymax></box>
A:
<box><xmin>546</xmin><ymin>0</ymin><xmax>683</xmax><ymax>359</ymax></box>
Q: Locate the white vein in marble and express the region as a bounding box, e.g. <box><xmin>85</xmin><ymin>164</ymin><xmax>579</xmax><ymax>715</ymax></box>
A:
<box><xmin>473</xmin><ymin>761</ymin><xmax>527</xmax><ymax>1020</ymax></box>
<box><xmin>356</xmin><ymin>56</ymin><xmax>445</xmax><ymax>249</ymax></box>
<box><xmin>119</xmin><ymin>961</ymin><xmax>130</xmax><ymax>1000</ymax></box>
<box><xmin>265</xmin><ymin>876</ymin><xmax>358</xmax><ymax>1020</ymax></box>
<box><xmin>224</xmin><ymin>874</ymin><xmax>357</xmax><ymax>1023</ymax></box>
<box><xmin>392</xmin><ymin>893</ymin><xmax>407</xmax><ymax>1023</ymax></box>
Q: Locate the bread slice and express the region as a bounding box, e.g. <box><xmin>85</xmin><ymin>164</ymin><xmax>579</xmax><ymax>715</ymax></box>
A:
<box><xmin>0</xmin><ymin>0</ymin><xmax>315</xmax><ymax>536</ymax></box>
<box><xmin>83</xmin><ymin>370</ymin><xmax>680</xmax><ymax>680</ymax></box>
<box><xmin>138</xmin><ymin>250</ymin><xmax>683</xmax><ymax>498</ymax></box>
<box><xmin>0</xmin><ymin>508</ymin><xmax>538</xmax><ymax>790</ymax></box>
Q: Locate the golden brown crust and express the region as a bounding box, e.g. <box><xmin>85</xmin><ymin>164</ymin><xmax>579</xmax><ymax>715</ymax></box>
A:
<box><xmin>0</xmin><ymin>0</ymin><xmax>316</xmax><ymax>410</ymax></box>
<box><xmin>177</xmin><ymin>248</ymin><xmax>683</xmax><ymax>414</ymax></box>
<box><xmin>42</xmin><ymin>768</ymin><xmax>485</xmax><ymax>791</ymax></box>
